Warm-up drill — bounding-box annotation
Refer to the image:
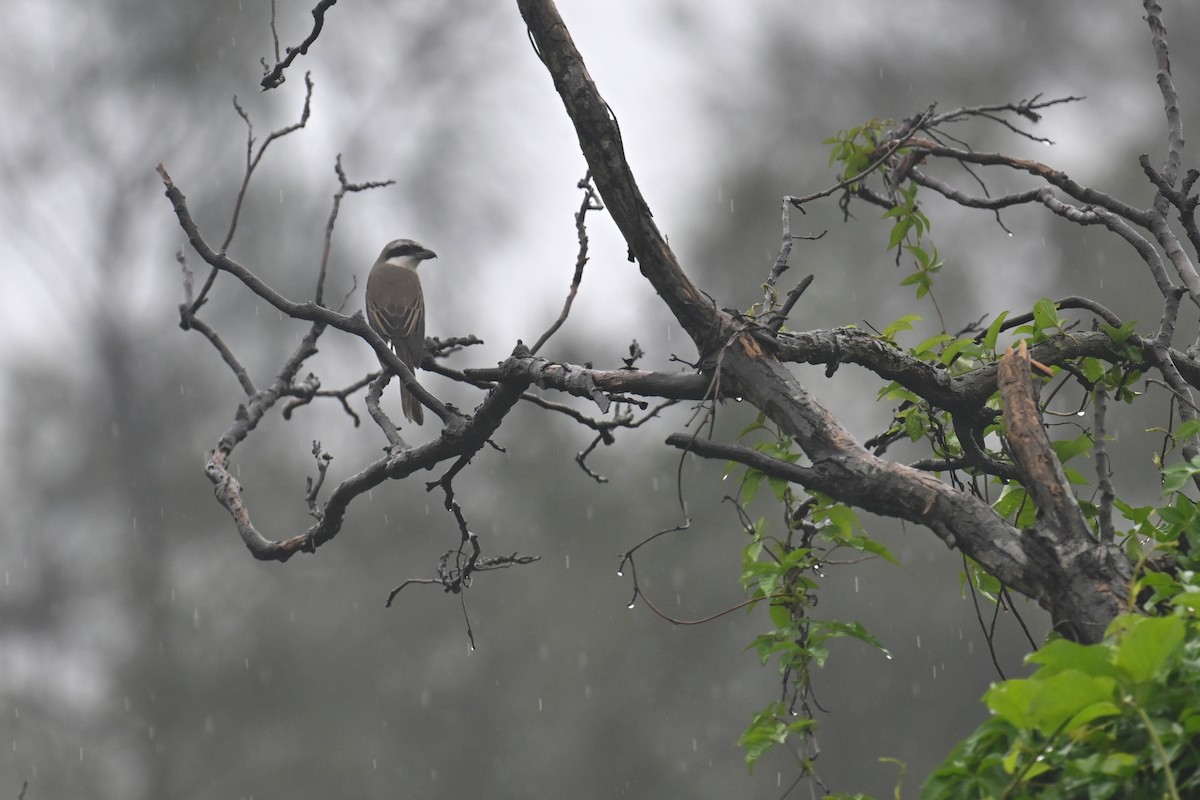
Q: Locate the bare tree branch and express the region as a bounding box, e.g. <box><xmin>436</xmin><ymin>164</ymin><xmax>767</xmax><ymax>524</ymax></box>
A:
<box><xmin>260</xmin><ymin>0</ymin><xmax>337</xmax><ymax>90</ymax></box>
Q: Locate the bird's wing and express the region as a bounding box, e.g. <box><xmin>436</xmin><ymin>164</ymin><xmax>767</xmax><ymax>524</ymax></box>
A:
<box><xmin>366</xmin><ymin>266</ymin><xmax>425</xmax><ymax>368</ymax></box>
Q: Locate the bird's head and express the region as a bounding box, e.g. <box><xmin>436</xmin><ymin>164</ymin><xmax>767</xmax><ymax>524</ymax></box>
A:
<box><xmin>379</xmin><ymin>239</ymin><xmax>437</xmax><ymax>269</ymax></box>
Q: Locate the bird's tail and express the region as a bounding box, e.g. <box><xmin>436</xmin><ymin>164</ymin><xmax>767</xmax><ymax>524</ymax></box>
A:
<box><xmin>401</xmin><ymin>379</ymin><xmax>424</xmax><ymax>425</ymax></box>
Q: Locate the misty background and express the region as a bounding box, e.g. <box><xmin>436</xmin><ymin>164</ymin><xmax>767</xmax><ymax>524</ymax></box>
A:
<box><xmin>2</xmin><ymin>1</ymin><xmax>1198</xmax><ymax>797</ymax></box>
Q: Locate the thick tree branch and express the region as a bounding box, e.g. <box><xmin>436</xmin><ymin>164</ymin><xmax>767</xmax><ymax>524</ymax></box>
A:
<box><xmin>518</xmin><ymin>0</ymin><xmax>728</xmax><ymax>361</ymax></box>
<box><xmin>998</xmin><ymin>343</ymin><xmax>1093</xmax><ymax>550</ymax></box>
<box><xmin>520</xmin><ymin>0</ymin><xmax>1134</xmax><ymax>642</ymax></box>
<box><xmin>206</xmin><ymin>349</ymin><xmax>533</xmax><ymax>561</ymax></box>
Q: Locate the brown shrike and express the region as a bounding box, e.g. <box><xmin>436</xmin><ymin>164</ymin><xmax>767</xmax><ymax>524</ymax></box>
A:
<box><xmin>365</xmin><ymin>239</ymin><xmax>437</xmax><ymax>424</ymax></box>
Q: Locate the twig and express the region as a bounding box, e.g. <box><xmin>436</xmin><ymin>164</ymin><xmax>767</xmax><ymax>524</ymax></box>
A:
<box><xmin>788</xmin><ymin>103</ymin><xmax>937</xmax><ymax>209</ymax></box>
<box><xmin>531</xmin><ymin>173</ymin><xmax>603</xmax><ymax>354</ymax></box>
<box><xmin>260</xmin><ymin>0</ymin><xmax>338</xmax><ymax>90</ymax></box>
<box><xmin>365</xmin><ymin>374</ymin><xmax>406</xmax><ymax>451</ymax></box>
<box><xmin>305</xmin><ymin>441</ymin><xmax>333</xmax><ymax>520</ymax></box>
<box><xmin>316</xmin><ymin>155</ymin><xmax>396</xmax><ymax>306</ymax></box>
<box><xmin>192</xmin><ymin>74</ymin><xmax>315</xmax><ymax>313</ymax></box>
<box><xmin>1093</xmin><ymin>384</ymin><xmax>1116</xmax><ymax>544</ymax></box>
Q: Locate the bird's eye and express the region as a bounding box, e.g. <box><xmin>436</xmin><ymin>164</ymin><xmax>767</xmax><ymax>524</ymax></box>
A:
<box><xmin>388</xmin><ymin>243</ymin><xmax>416</xmax><ymax>258</ymax></box>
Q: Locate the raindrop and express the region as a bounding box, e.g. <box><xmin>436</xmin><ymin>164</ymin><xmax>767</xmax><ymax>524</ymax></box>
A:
<box><xmin>616</xmin><ymin>569</ymin><xmax>624</xmax><ymax>577</ymax></box>
<box><xmin>179</xmin><ymin>384</ymin><xmax>185</xmax><ymax>396</ymax></box>
<box><xmin>565</xmin><ymin>555</ymin><xmax>570</xmax><ymax>569</ymax></box>
<box><xmin>885</xmin><ymin>652</ymin><xmax>893</xmax><ymax>660</ymax></box>
<box><xmin>373</xmin><ymin>759</ymin><xmax>378</xmax><ymax>770</ymax></box>
<box><xmin>916</xmin><ymin>634</ymin><xmax>921</xmax><ymax>648</ymax></box>
<box><xmin>692</xmin><ymin>738</ymin><xmax>698</xmax><ymax>752</ymax></box>
<box><xmin>538</xmin><ymin>698</ymin><xmax>543</xmax><ymax>711</ymax></box>
<box><xmin>1007</xmin><ymin>231</ymin><xmax>1014</xmax><ymax>238</ymax></box>
<box><xmin>1076</xmin><ymin>410</ymin><xmax>1086</xmax><ymax>417</ymax></box>
<box><xmin>585</xmin><ymin>507</ymin><xmax>594</xmax><ymax>521</ymax></box>
<box><xmin>279</xmin><ymin>190</ymin><xmax>285</xmax><ymax>204</ymax></box>
<box><xmin>730</xmin><ymin>198</ymin><xmax>735</xmax><ymax>214</ymax></box>
<box><xmin>627</xmin><ymin>600</ymin><xmax>636</xmax><ymax>609</ymax></box>
<box><xmin>3</xmin><ymin>573</ymin><xmax>7</xmax><ymax>587</ymax></box>
<box><xmin>854</xmin><ymin>576</ymin><xmax>859</xmax><ymax>593</ymax></box>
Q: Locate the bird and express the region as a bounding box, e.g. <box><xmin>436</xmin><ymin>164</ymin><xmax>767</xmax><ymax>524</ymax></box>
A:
<box><xmin>365</xmin><ymin>238</ymin><xmax>437</xmax><ymax>424</ymax></box>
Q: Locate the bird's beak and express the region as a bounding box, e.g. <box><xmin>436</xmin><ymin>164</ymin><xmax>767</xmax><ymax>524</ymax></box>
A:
<box><xmin>418</xmin><ymin>249</ymin><xmax>437</xmax><ymax>261</ymax></box>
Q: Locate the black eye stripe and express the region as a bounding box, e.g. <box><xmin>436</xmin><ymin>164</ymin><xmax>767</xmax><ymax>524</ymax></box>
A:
<box><xmin>388</xmin><ymin>243</ymin><xmax>419</xmax><ymax>258</ymax></box>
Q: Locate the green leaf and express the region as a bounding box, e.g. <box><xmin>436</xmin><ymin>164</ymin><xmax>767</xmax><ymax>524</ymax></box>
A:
<box><xmin>904</xmin><ymin>410</ymin><xmax>926</xmax><ymax>440</ymax></box>
<box><xmin>1175</xmin><ymin>418</ymin><xmax>1200</xmax><ymax>442</ymax></box>
<box><xmin>985</xmin><ymin>670</ymin><xmax>1118</xmax><ymax>736</ymax></box>
<box><xmin>767</xmin><ymin>476</ymin><xmax>790</xmax><ymax>502</ymax></box>
<box><xmin>1161</xmin><ymin>456</ymin><xmax>1200</xmax><ymax>495</ymax></box>
<box><xmin>993</xmin><ymin>485</ymin><xmax>1028</xmax><ymax>520</ymax></box>
<box><xmin>887</xmin><ymin>218</ymin><xmax>912</xmax><ymax>250</ymax></box>
<box><xmin>939</xmin><ymin>337</ymin><xmax>981</xmax><ymax>366</ymax></box>
<box><xmin>1114</xmin><ymin>497</ymin><xmax>1153</xmax><ymax>525</ymax></box>
<box><xmin>912</xmin><ymin>333</ymin><xmax>952</xmax><ymax>357</ymax></box>
<box><xmin>1051</xmin><ymin>434</ymin><xmax>1093</xmax><ymax>463</ymax></box>
<box><xmin>741</xmin><ymin>469</ymin><xmax>765</xmax><ymax>504</ymax></box>
<box><xmin>1111</xmin><ymin>614</ymin><xmax>1185</xmax><ymax>682</ymax></box>
<box><xmin>1032</xmin><ymin>297</ymin><xmax>1060</xmax><ymax>332</ymax></box>
<box><xmin>1026</xmin><ymin>638</ymin><xmax>1124</xmax><ymax>682</ymax></box>
<box><xmin>736</xmin><ymin>414</ymin><xmax>768</xmax><ymax>438</ymax></box>
<box><xmin>813</xmin><ymin>619</ymin><xmax>891</xmax><ymax>658</ymax></box>
<box><xmin>983</xmin><ymin>311</ymin><xmax>1010</xmax><ymax>353</ymax></box>
<box><xmin>1098</xmin><ymin>320</ymin><xmax>1137</xmax><ymax>345</ymax></box>
<box><xmin>839</xmin><ymin>534</ymin><xmax>900</xmax><ymax>565</ymax></box>
<box><xmin>880</xmin><ymin>314</ymin><xmax>921</xmax><ymax>340</ymax></box>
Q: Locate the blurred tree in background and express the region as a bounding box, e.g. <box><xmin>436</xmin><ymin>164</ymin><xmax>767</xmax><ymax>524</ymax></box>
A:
<box><xmin>3</xmin><ymin>1</ymin><xmax>1199</xmax><ymax>798</ymax></box>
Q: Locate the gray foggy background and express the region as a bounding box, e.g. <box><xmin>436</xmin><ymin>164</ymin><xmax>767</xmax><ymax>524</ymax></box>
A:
<box><xmin>2</xmin><ymin>1</ymin><xmax>1197</xmax><ymax>797</ymax></box>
